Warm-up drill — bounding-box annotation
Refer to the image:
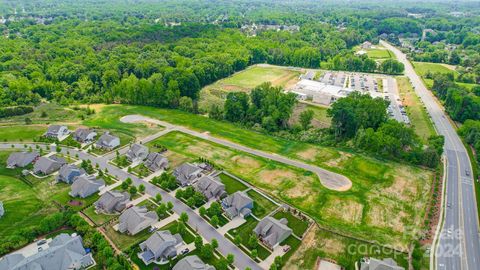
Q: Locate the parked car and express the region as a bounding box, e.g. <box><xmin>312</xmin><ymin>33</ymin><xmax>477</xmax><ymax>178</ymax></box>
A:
<box><xmin>37</xmin><ymin>239</ymin><xmax>47</xmax><ymax>246</ymax></box>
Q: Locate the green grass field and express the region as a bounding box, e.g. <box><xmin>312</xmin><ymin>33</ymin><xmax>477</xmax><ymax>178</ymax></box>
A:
<box><xmin>273</xmin><ymin>210</ymin><xmax>309</xmax><ymax>237</ymax></box>
<box><xmin>0</xmin><ymin>151</ymin><xmax>75</xmax><ymax>238</ymax></box>
<box><xmin>290</xmin><ymin>103</ymin><xmax>331</xmax><ymax>128</ymax></box>
<box><xmin>218</xmin><ymin>173</ymin><xmax>248</xmax><ymax>194</ymax></box>
<box><xmin>0</xmin><ymin>125</ymin><xmax>46</xmax><ymax>142</ymax></box>
<box><xmin>83</xmin><ymin>205</ymin><xmax>117</xmax><ymax>226</ymax></box>
<box><xmin>105</xmin><ymin>224</ymin><xmax>151</xmax><ymax>251</ymax></box>
<box><xmin>366</xmin><ymin>49</ymin><xmax>393</xmax><ymax>59</ymax></box>
<box><xmin>397</xmin><ymin>76</ymin><xmax>436</xmax><ymax>142</ymax></box>
<box><xmin>247</xmin><ymin>189</ymin><xmax>278</xmax><ymax>218</ymax></box>
<box><xmin>413</xmin><ymin>62</ymin><xmax>457</xmax><ymax>77</ymax></box>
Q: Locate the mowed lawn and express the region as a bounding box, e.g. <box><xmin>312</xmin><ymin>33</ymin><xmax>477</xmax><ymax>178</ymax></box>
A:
<box><xmin>397</xmin><ymin>76</ymin><xmax>436</xmax><ymax>142</ymax></box>
<box><xmin>0</xmin><ymin>151</ymin><xmax>74</xmax><ymax>238</ymax></box>
<box><xmin>413</xmin><ymin>61</ymin><xmax>478</xmax><ymax>91</ymax></box>
<box><xmin>218</xmin><ymin>65</ymin><xmax>300</xmax><ymax>90</ymax></box>
<box><xmin>366</xmin><ymin>49</ymin><xmax>393</xmax><ymax>59</ymax></box>
<box><xmin>0</xmin><ymin>125</ymin><xmax>46</xmax><ymax>142</ymax></box>
<box><xmin>199</xmin><ymin>65</ymin><xmax>300</xmax><ymax>110</ymax></box>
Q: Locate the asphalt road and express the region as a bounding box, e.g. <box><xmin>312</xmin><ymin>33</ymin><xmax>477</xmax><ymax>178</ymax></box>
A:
<box><xmin>120</xmin><ymin>115</ymin><xmax>353</xmax><ymax>191</ymax></box>
<box><xmin>381</xmin><ymin>41</ymin><xmax>480</xmax><ymax>270</ymax></box>
<box><xmin>0</xmin><ymin>143</ymin><xmax>263</xmax><ymax>270</ymax></box>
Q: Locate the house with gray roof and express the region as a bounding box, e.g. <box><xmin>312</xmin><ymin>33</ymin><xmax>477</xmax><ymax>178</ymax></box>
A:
<box><xmin>173</xmin><ymin>163</ymin><xmax>203</xmax><ymax>187</ymax></box>
<box><xmin>94</xmin><ymin>190</ymin><xmax>130</xmax><ymax>214</ymax></box>
<box><xmin>56</xmin><ymin>164</ymin><xmax>86</xmax><ymax>184</ymax></box>
<box><xmin>118</xmin><ymin>206</ymin><xmax>159</xmax><ymax>235</ymax></box>
<box><xmin>360</xmin><ymin>257</ymin><xmax>404</xmax><ymax>270</ymax></box>
<box><xmin>69</xmin><ymin>175</ymin><xmax>105</xmax><ymax>198</ymax></box>
<box><xmin>0</xmin><ymin>233</ymin><xmax>95</xmax><ymax>270</ymax></box>
<box><xmin>222</xmin><ymin>191</ymin><xmax>253</xmax><ymax>219</ymax></box>
<box><xmin>33</xmin><ymin>155</ymin><xmax>67</xmax><ymax>175</ymax></box>
<box><xmin>95</xmin><ymin>132</ymin><xmax>120</xmax><ymax>150</ymax></box>
<box><xmin>172</xmin><ymin>255</ymin><xmax>215</xmax><ymax>270</ymax></box>
<box><xmin>138</xmin><ymin>230</ymin><xmax>183</xmax><ymax>265</ymax></box>
<box><xmin>254</xmin><ymin>216</ymin><xmax>293</xmax><ymax>249</ymax></box>
<box><xmin>0</xmin><ymin>202</ymin><xmax>4</xmax><ymax>218</ymax></box>
<box><xmin>44</xmin><ymin>125</ymin><xmax>69</xmax><ymax>140</ymax></box>
<box><xmin>194</xmin><ymin>175</ymin><xmax>227</xmax><ymax>200</ymax></box>
<box><xmin>144</xmin><ymin>152</ymin><xmax>169</xmax><ymax>172</ymax></box>
<box><xmin>126</xmin><ymin>143</ymin><xmax>149</xmax><ymax>163</ymax></box>
<box><xmin>6</xmin><ymin>151</ymin><xmax>39</xmax><ymax>168</ymax></box>
<box><xmin>73</xmin><ymin>128</ymin><xmax>97</xmax><ymax>143</ymax></box>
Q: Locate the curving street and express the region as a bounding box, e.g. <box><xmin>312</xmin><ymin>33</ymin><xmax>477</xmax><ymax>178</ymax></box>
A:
<box><xmin>120</xmin><ymin>114</ymin><xmax>352</xmax><ymax>191</ymax></box>
<box><xmin>381</xmin><ymin>40</ymin><xmax>480</xmax><ymax>270</ymax></box>
<box><xmin>0</xmin><ymin>143</ymin><xmax>263</xmax><ymax>270</ymax></box>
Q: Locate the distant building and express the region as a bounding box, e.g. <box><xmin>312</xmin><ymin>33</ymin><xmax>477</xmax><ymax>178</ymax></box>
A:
<box><xmin>33</xmin><ymin>155</ymin><xmax>67</xmax><ymax>175</ymax></box>
<box><xmin>361</xmin><ymin>41</ymin><xmax>372</xmax><ymax>49</ymax></box>
<box><xmin>194</xmin><ymin>175</ymin><xmax>227</xmax><ymax>200</ymax></box>
<box><xmin>360</xmin><ymin>257</ymin><xmax>404</xmax><ymax>270</ymax></box>
<box><xmin>94</xmin><ymin>190</ymin><xmax>130</xmax><ymax>214</ymax></box>
<box><xmin>138</xmin><ymin>230</ymin><xmax>183</xmax><ymax>265</ymax></box>
<box><xmin>69</xmin><ymin>175</ymin><xmax>105</xmax><ymax>198</ymax></box>
<box><xmin>144</xmin><ymin>152</ymin><xmax>169</xmax><ymax>172</ymax></box>
<box><xmin>44</xmin><ymin>125</ymin><xmax>69</xmax><ymax>140</ymax></box>
<box><xmin>172</xmin><ymin>255</ymin><xmax>215</xmax><ymax>270</ymax></box>
<box><xmin>126</xmin><ymin>143</ymin><xmax>149</xmax><ymax>163</ymax></box>
<box><xmin>6</xmin><ymin>151</ymin><xmax>39</xmax><ymax>168</ymax></box>
<box><xmin>173</xmin><ymin>163</ymin><xmax>203</xmax><ymax>187</ymax></box>
<box><xmin>56</xmin><ymin>164</ymin><xmax>86</xmax><ymax>184</ymax></box>
<box><xmin>222</xmin><ymin>191</ymin><xmax>253</xmax><ymax>219</ymax></box>
<box><xmin>0</xmin><ymin>233</ymin><xmax>95</xmax><ymax>270</ymax></box>
<box><xmin>0</xmin><ymin>202</ymin><xmax>4</xmax><ymax>218</ymax></box>
<box><xmin>73</xmin><ymin>128</ymin><xmax>97</xmax><ymax>143</ymax></box>
<box><xmin>254</xmin><ymin>216</ymin><xmax>292</xmax><ymax>249</ymax></box>
<box><xmin>118</xmin><ymin>206</ymin><xmax>158</xmax><ymax>235</ymax></box>
<box><xmin>95</xmin><ymin>132</ymin><xmax>120</xmax><ymax>150</ymax></box>
<box><xmin>301</xmin><ymin>71</ymin><xmax>316</xmax><ymax>80</ymax></box>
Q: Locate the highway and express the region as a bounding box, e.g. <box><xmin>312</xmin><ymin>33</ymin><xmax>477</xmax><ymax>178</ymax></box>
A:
<box><xmin>381</xmin><ymin>40</ymin><xmax>480</xmax><ymax>270</ymax></box>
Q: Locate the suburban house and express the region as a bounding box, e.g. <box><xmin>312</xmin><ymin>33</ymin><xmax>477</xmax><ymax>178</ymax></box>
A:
<box><xmin>222</xmin><ymin>191</ymin><xmax>254</xmax><ymax>219</ymax></box>
<box><xmin>360</xmin><ymin>257</ymin><xmax>405</xmax><ymax>270</ymax></box>
<box><xmin>0</xmin><ymin>201</ymin><xmax>4</xmax><ymax>218</ymax></box>
<box><xmin>69</xmin><ymin>175</ymin><xmax>105</xmax><ymax>198</ymax></box>
<box><xmin>56</xmin><ymin>164</ymin><xmax>86</xmax><ymax>184</ymax></box>
<box><xmin>73</xmin><ymin>128</ymin><xmax>97</xmax><ymax>143</ymax></box>
<box><xmin>44</xmin><ymin>125</ymin><xmax>69</xmax><ymax>140</ymax></box>
<box><xmin>33</xmin><ymin>155</ymin><xmax>67</xmax><ymax>175</ymax></box>
<box><xmin>173</xmin><ymin>163</ymin><xmax>203</xmax><ymax>187</ymax></box>
<box><xmin>0</xmin><ymin>233</ymin><xmax>95</xmax><ymax>270</ymax></box>
<box><xmin>138</xmin><ymin>230</ymin><xmax>183</xmax><ymax>265</ymax></box>
<box><xmin>144</xmin><ymin>152</ymin><xmax>169</xmax><ymax>172</ymax></box>
<box><xmin>94</xmin><ymin>190</ymin><xmax>130</xmax><ymax>214</ymax></box>
<box><xmin>126</xmin><ymin>143</ymin><xmax>149</xmax><ymax>163</ymax></box>
<box><xmin>95</xmin><ymin>132</ymin><xmax>120</xmax><ymax>150</ymax></box>
<box><xmin>6</xmin><ymin>151</ymin><xmax>39</xmax><ymax>168</ymax></box>
<box><xmin>254</xmin><ymin>217</ymin><xmax>293</xmax><ymax>249</ymax></box>
<box><xmin>172</xmin><ymin>255</ymin><xmax>215</xmax><ymax>270</ymax></box>
<box><xmin>194</xmin><ymin>175</ymin><xmax>227</xmax><ymax>200</ymax></box>
<box><xmin>117</xmin><ymin>206</ymin><xmax>159</xmax><ymax>235</ymax></box>
<box><xmin>361</xmin><ymin>41</ymin><xmax>373</xmax><ymax>49</ymax></box>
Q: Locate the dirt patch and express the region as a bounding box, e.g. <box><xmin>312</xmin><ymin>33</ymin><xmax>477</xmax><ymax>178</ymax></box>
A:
<box><xmin>231</xmin><ymin>155</ymin><xmax>261</xmax><ymax>170</ymax></box>
<box><xmin>366</xmin><ymin>200</ymin><xmax>408</xmax><ymax>234</ymax></box>
<box><xmin>322</xmin><ymin>197</ymin><xmax>363</xmax><ymax>224</ymax></box>
<box><xmin>296</xmin><ymin>148</ymin><xmax>319</xmax><ymax>162</ymax></box>
<box><xmin>186</xmin><ymin>142</ymin><xmax>233</xmax><ymax>161</ymax></box>
<box><xmin>324</xmin><ymin>152</ymin><xmax>352</xmax><ymax>167</ymax></box>
<box><xmin>78</xmin><ymin>103</ymin><xmax>106</xmax><ymax>111</ymax></box>
<box><xmin>220</xmin><ymin>84</ymin><xmax>250</xmax><ymax>92</ymax></box>
<box><xmin>285</xmin><ymin>225</ymin><xmax>345</xmax><ymax>270</ymax></box>
<box><xmin>383</xmin><ymin>166</ymin><xmax>431</xmax><ymax>201</ymax></box>
<box><xmin>258</xmin><ymin>169</ymin><xmax>296</xmax><ymax>186</ymax></box>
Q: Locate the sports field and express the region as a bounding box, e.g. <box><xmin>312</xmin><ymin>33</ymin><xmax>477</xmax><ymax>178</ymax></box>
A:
<box><xmin>199</xmin><ymin>65</ymin><xmax>301</xmax><ymax>110</ymax></box>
